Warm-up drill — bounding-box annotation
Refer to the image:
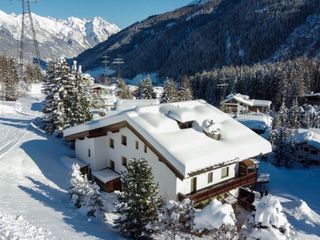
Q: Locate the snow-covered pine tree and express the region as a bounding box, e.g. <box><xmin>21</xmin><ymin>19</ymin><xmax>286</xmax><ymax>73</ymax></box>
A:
<box><xmin>178</xmin><ymin>76</ymin><xmax>193</xmax><ymax>101</ymax></box>
<box><xmin>68</xmin><ymin>61</ymin><xmax>93</xmax><ymax>127</ymax></box>
<box><xmin>3</xmin><ymin>56</ymin><xmax>19</xmax><ymax>101</ymax></box>
<box><xmin>69</xmin><ymin>164</ymin><xmax>105</xmax><ymax>218</ymax></box>
<box><xmin>114</xmin><ymin>158</ymin><xmax>162</xmax><ymax>239</ymax></box>
<box><xmin>287</xmin><ymin>99</ymin><xmax>301</xmax><ymax>129</ymax></box>
<box><xmin>162</xmin><ymin>78</ymin><xmax>178</xmax><ymax>103</ymax></box>
<box><xmin>159</xmin><ymin>198</ymin><xmax>195</xmax><ymax>239</ymax></box>
<box><xmin>136</xmin><ymin>75</ymin><xmax>155</xmax><ymax>99</ymax></box>
<box><xmin>118</xmin><ymin>78</ymin><xmax>132</xmax><ymax>99</ymax></box>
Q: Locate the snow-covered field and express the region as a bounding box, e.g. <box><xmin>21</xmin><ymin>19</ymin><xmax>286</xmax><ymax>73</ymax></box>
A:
<box><xmin>0</xmin><ymin>92</ymin><xmax>122</xmax><ymax>239</ymax></box>
<box><xmin>0</xmin><ymin>88</ymin><xmax>319</xmax><ymax>239</ymax></box>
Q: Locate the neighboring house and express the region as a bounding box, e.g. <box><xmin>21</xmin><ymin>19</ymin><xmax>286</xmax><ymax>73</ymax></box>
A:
<box><xmin>232</xmin><ymin>113</ymin><xmax>272</xmax><ymax>135</ymax></box>
<box><xmin>299</xmin><ymin>92</ymin><xmax>320</xmax><ymax>105</ymax></box>
<box><xmin>63</xmin><ymin>100</ymin><xmax>272</xmax><ymax>202</ymax></box>
<box><xmin>291</xmin><ymin>129</ymin><xmax>320</xmax><ymax>165</ymax></box>
<box><xmin>221</xmin><ymin>93</ymin><xmax>272</xmax><ymax>114</ymax></box>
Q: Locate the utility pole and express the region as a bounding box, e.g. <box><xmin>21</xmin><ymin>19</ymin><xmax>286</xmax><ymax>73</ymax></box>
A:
<box><xmin>101</xmin><ymin>54</ymin><xmax>110</xmax><ymax>84</ymax></box>
<box><xmin>19</xmin><ymin>0</ymin><xmax>41</xmax><ymax>77</ymax></box>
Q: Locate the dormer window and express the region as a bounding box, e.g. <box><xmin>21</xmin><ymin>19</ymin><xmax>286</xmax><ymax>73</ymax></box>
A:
<box><xmin>177</xmin><ymin>120</ymin><xmax>193</xmax><ymax>129</ymax></box>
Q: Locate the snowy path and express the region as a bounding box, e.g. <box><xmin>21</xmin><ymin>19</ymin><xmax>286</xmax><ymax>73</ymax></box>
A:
<box><xmin>0</xmin><ymin>95</ymin><xmax>122</xmax><ymax>239</ymax></box>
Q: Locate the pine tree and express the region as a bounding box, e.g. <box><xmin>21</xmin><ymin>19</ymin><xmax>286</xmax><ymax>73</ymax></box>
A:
<box><xmin>136</xmin><ymin>75</ymin><xmax>155</xmax><ymax>99</ymax></box>
<box><xmin>114</xmin><ymin>158</ymin><xmax>162</xmax><ymax>239</ymax></box>
<box><xmin>69</xmin><ymin>164</ymin><xmax>105</xmax><ymax>218</ymax></box>
<box><xmin>162</xmin><ymin>78</ymin><xmax>178</xmax><ymax>103</ymax></box>
<box><xmin>178</xmin><ymin>76</ymin><xmax>193</xmax><ymax>101</ymax></box>
<box><xmin>287</xmin><ymin>99</ymin><xmax>301</xmax><ymax>129</ymax></box>
<box><xmin>118</xmin><ymin>78</ymin><xmax>132</xmax><ymax>99</ymax></box>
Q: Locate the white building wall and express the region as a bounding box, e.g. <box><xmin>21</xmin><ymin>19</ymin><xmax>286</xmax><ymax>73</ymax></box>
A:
<box><xmin>75</xmin><ymin>138</ymin><xmax>96</xmax><ymax>168</ymax></box>
<box><xmin>176</xmin><ymin>162</ymin><xmax>238</xmax><ymax>195</ymax></box>
<box><xmin>75</xmin><ymin>127</ymin><xmax>178</xmax><ymax>200</ymax></box>
<box><xmin>75</xmin><ymin>128</ymin><xmax>241</xmax><ymax>200</ymax></box>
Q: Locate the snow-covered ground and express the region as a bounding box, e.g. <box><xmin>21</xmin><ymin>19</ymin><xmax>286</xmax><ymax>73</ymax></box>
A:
<box><xmin>0</xmin><ymin>87</ymin><xmax>319</xmax><ymax>239</ymax></box>
<box><xmin>0</xmin><ymin>92</ymin><xmax>122</xmax><ymax>239</ymax></box>
<box><xmin>260</xmin><ymin>161</ymin><xmax>320</xmax><ymax>239</ymax></box>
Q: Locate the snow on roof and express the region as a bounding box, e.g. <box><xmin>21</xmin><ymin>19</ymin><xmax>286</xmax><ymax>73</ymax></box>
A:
<box><xmin>64</xmin><ymin>100</ymin><xmax>272</xmax><ymax>177</ymax></box>
<box><xmin>222</xmin><ymin>93</ymin><xmax>271</xmax><ymax>107</ymax></box>
<box><xmin>302</xmin><ymin>92</ymin><xmax>320</xmax><ymax>98</ymax></box>
<box><xmin>92</xmin><ymin>168</ymin><xmax>120</xmax><ymax>183</ymax></box>
<box><xmin>60</xmin><ymin>156</ymin><xmax>88</xmax><ymax>171</ymax></box>
<box><xmin>292</xmin><ymin>129</ymin><xmax>320</xmax><ymax>150</ymax></box>
<box><xmin>231</xmin><ymin>113</ymin><xmax>272</xmax><ymax>129</ymax></box>
<box><xmin>90</xmin><ymin>84</ymin><xmax>109</xmax><ymax>90</ymax></box>
<box><xmin>115</xmin><ymin>99</ymin><xmax>160</xmax><ymax>112</ymax></box>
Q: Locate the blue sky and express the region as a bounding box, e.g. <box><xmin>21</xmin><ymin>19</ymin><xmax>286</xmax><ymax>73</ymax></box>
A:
<box><xmin>1</xmin><ymin>0</ymin><xmax>191</xmax><ymax>28</ymax></box>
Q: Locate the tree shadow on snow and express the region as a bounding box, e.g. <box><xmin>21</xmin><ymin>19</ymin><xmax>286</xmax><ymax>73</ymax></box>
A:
<box><xmin>31</xmin><ymin>102</ymin><xmax>42</xmax><ymax>112</ymax></box>
<box><xmin>19</xmin><ymin>176</ymin><xmax>121</xmax><ymax>240</ymax></box>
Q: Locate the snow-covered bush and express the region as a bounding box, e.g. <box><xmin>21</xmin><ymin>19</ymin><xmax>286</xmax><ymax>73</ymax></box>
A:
<box><xmin>155</xmin><ymin>198</ymin><xmax>195</xmax><ymax>239</ymax></box>
<box><xmin>69</xmin><ymin>164</ymin><xmax>106</xmax><ymax>219</ymax></box>
<box><xmin>114</xmin><ymin>158</ymin><xmax>162</xmax><ymax>239</ymax></box>
<box><xmin>247</xmin><ymin>196</ymin><xmax>295</xmax><ymax>240</ymax></box>
<box><xmin>193</xmin><ymin>199</ymin><xmax>238</xmax><ymax>239</ymax></box>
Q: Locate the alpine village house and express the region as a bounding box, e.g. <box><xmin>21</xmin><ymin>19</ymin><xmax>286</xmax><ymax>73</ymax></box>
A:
<box><xmin>63</xmin><ymin>100</ymin><xmax>272</xmax><ymax>203</ymax></box>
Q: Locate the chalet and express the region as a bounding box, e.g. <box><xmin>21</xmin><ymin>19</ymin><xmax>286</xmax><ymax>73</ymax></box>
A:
<box><xmin>299</xmin><ymin>92</ymin><xmax>320</xmax><ymax>105</ymax></box>
<box><xmin>63</xmin><ymin>100</ymin><xmax>272</xmax><ymax>202</ymax></box>
<box><xmin>220</xmin><ymin>93</ymin><xmax>272</xmax><ymax>114</ymax></box>
<box><xmin>291</xmin><ymin>129</ymin><xmax>320</xmax><ymax>165</ymax></box>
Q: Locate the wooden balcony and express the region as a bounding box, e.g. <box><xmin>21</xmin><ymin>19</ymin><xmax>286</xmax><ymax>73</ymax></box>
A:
<box><xmin>179</xmin><ymin>172</ymin><xmax>257</xmax><ymax>203</ymax></box>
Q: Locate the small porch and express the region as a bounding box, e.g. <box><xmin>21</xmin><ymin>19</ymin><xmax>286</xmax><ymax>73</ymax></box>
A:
<box><xmin>92</xmin><ymin>168</ymin><xmax>122</xmax><ymax>192</ymax></box>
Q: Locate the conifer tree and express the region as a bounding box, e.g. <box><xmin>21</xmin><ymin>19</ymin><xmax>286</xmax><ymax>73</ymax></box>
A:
<box><xmin>69</xmin><ymin>164</ymin><xmax>105</xmax><ymax>218</ymax></box>
<box><xmin>114</xmin><ymin>158</ymin><xmax>162</xmax><ymax>239</ymax></box>
<box><xmin>178</xmin><ymin>76</ymin><xmax>193</xmax><ymax>101</ymax></box>
<box><xmin>287</xmin><ymin>99</ymin><xmax>301</xmax><ymax>129</ymax></box>
<box><xmin>136</xmin><ymin>75</ymin><xmax>155</xmax><ymax>99</ymax></box>
<box><xmin>118</xmin><ymin>78</ymin><xmax>132</xmax><ymax>99</ymax></box>
<box><xmin>162</xmin><ymin>78</ymin><xmax>178</xmax><ymax>103</ymax></box>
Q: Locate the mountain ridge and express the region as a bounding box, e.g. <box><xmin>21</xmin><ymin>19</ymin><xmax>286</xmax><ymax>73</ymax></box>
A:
<box><xmin>0</xmin><ymin>10</ymin><xmax>120</xmax><ymax>62</ymax></box>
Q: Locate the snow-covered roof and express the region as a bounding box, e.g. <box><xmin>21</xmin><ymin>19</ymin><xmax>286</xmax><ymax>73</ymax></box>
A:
<box><xmin>302</xmin><ymin>92</ymin><xmax>320</xmax><ymax>98</ymax></box>
<box><xmin>230</xmin><ymin>113</ymin><xmax>272</xmax><ymax>130</ymax></box>
<box><xmin>90</xmin><ymin>84</ymin><xmax>109</xmax><ymax>90</ymax></box>
<box><xmin>64</xmin><ymin>100</ymin><xmax>272</xmax><ymax>178</ymax></box>
<box><xmin>222</xmin><ymin>93</ymin><xmax>272</xmax><ymax>107</ymax></box>
<box><xmin>292</xmin><ymin>129</ymin><xmax>320</xmax><ymax>150</ymax></box>
<box><xmin>115</xmin><ymin>99</ymin><xmax>160</xmax><ymax>112</ymax></box>
<box><xmin>92</xmin><ymin>168</ymin><xmax>120</xmax><ymax>183</ymax></box>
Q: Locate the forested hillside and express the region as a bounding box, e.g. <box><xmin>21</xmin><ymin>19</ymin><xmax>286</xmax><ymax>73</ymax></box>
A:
<box><xmin>77</xmin><ymin>0</ymin><xmax>320</xmax><ymax>78</ymax></box>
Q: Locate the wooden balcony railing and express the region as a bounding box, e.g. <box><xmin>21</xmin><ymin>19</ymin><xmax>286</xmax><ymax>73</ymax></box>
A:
<box><xmin>179</xmin><ymin>173</ymin><xmax>257</xmax><ymax>203</ymax></box>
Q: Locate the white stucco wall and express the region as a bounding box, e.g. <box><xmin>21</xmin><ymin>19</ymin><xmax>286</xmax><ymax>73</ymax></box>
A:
<box><xmin>75</xmin><ymin>128</ymin><xmax>241</xmax><ymax>200</ymax></box>
<box><xmin>75</xmin><ymin>127</ymin><xmax>178</xmax><ymax>200</ymax></box>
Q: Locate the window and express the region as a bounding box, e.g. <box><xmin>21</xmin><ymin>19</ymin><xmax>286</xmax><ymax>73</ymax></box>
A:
<box><xmin>109</xmin><ymin>138</ymin><xmax>114</xmax><ymax>149</ymax></box>
<box><xmin>191</xmin><ymin>177</ymin><xmax>197</xmax><ymax>193</ymax></box>
<box><xmin>177</xmin><ymin>121</ymin><xmax>193</xmax><ymax>129</ymax></box>
<box><xmin>121</xmin><ymin>135</ymin><xmax>127</xmax><ymax>146</ymax></box>
<box><xmin>144</xmin><ymin>144</ymin><xmax>147</xmax><ymax>153</ymax></box>
<box><xmin>109</xmin><ymin>160</ymin><xmax>115</xmax><ymax>170</ymax></box>
<box><xmin>135</xmin><ymin>141</ymin><xmax>139</xmax><ymax>150</ymax></box>
<box><xmin>122</xmin><ymin>156</ymin><xmax>128</xmax><ymax>167</ymax></box>
<box><xmin>304</xmin><ymin>147</ymin><xmax>309</xmax><ymax>152</ymax></box>
<box><xmin>208</xmin><ymin>172</ymin><xmax>213</xmax><ymax>183</ymax></box>
<box><xmin>311</xmin><ymin>150</ymin><xmax>318</xmax><ymax>155</ymax></box>
<box><xmin>221</xmin><ymin>167</ymin><xmax>229</xmax><ymax>178</ymax></box>
<box><xmin>88</xmin><ymin>149</ymin><xmax>91</xmax><ymax>157</ymax></box>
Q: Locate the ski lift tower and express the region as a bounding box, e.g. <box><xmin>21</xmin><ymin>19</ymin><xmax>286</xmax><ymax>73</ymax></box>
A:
<box><xmin>112</xmin><ymin>57</ymin><xmax>124</xmax><ymax>82</ymax></box>
<box><xmin>18</xmin><ymin>0</ymin><xmax>41</xmax><ymax>76</ymax></box>
<box><xmin>101</xmin><ymin>54</ymin><xmax>110</xmax><ymax>84</ymax></box>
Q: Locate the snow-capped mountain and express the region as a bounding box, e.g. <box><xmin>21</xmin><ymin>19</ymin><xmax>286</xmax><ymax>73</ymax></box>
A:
<box><xmin>0</xmin><ymin>10</ymin><xmax>120</xmax><ymax>62</ymax></box>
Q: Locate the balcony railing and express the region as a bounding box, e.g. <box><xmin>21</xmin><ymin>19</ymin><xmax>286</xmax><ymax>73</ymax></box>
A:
<box><xmin>179</xmin><ymin>173</ymin><xmax>257</xmax><ymax>203</ymax></box>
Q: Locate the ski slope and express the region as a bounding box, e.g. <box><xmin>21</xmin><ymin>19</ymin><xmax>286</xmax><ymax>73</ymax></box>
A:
<box><xmin>0</xmin><ymin>93</ymin><xmax>122</xmax><ymax>239</ymax></box>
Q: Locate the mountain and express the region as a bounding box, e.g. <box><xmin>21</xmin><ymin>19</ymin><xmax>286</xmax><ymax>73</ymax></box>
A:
<box><xmin>0</xmin><ymin>10</ymin><xmax>120</xmax><ymax>62</ymax></box>
<box><xmin>76</xmin><ymin>0</ymin><xmax>320</xmax><ymax>79</ymax></box>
